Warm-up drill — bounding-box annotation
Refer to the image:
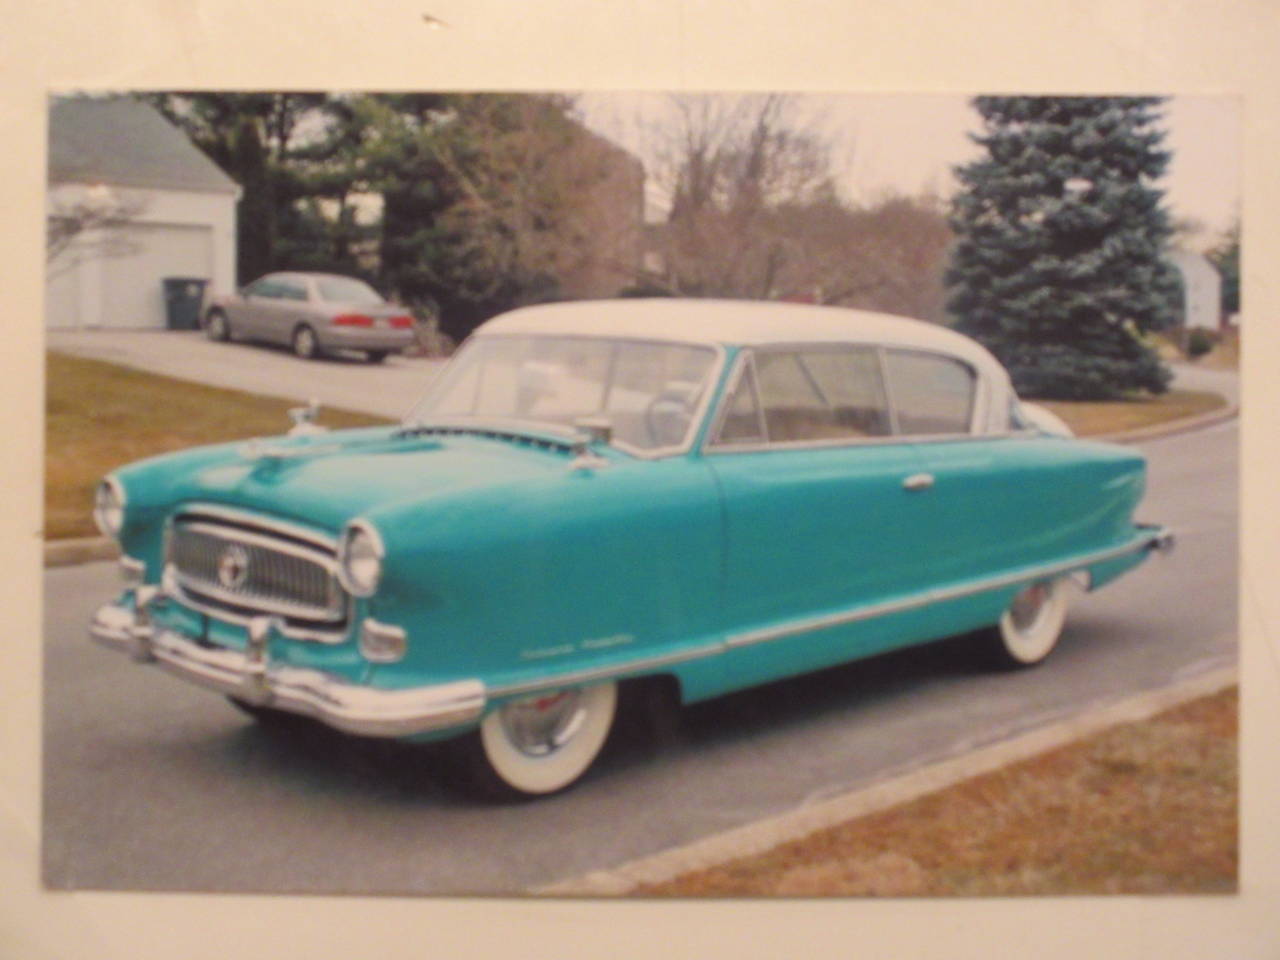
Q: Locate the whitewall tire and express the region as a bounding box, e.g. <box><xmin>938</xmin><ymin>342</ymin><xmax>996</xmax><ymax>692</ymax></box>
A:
<box><xmin>991</xmin><ymin>577</ymin><xmax>1070</xmax><ymax>668</ymax></box>
<box><xmin>471</xmin><ymin>682</ymin><xmax>617</xmax><ymax>798</ymax></box>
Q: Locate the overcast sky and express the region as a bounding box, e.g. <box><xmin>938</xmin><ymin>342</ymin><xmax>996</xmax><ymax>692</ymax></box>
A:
<box><xmin>578</xmin><ymin>93</ymin><xmax>1239</xmax><ymax>249</ymax></box>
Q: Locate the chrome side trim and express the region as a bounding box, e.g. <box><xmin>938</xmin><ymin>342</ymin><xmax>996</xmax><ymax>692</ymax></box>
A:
<box><xmin>483</xmin><ymin>528</ymin><xmax>1170</xmax><ymax>697</ymax></box>
<box><xmin>705</xmin><ymin>427</ymin><xmax>1041</xmax><ymax>455</ymax></box>
<box><xmin>487</xmin><ymin>642</ymin><xmax>725</xmax><ymax>699</ymax></box>
<box><xmin>725</xmin><ymin>529</ymin><xmax>1169</xmax><ymax>650</ymax></box>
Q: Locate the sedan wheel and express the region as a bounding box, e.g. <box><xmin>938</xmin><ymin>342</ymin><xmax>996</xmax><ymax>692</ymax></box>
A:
<box><xmin>991</xmin><ymin>577</ymin><xmax>1070</xmax><ymax>667</ymax></box>
<box><xmin>205</xmin><ymin>310</ymin><xmax>230</xmax><ymax>342</ymax></box>
<box><xmin>292</xmin><ymin>325</ymin><xmax>320</xmax><ymax>360</ymax></box>
<box><xmin>465</xmin><ymin>682</ymin><xmax>617</xmax><ymax>799</ymax></box>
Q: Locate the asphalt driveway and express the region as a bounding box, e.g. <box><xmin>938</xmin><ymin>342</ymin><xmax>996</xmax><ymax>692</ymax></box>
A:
<box><xmin>47</xmin><ymin>329</ymin><xmax>447</xmax><ymax>420</ymax></box>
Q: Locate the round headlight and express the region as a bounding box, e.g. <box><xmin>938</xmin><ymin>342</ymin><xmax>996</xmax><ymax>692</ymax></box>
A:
<box><xmin>338</xmin><ymin>520</ymin><xmax>384</xmax><ymax>597</ymax></box>
<box><xmin>93</xmin><ymin>476</ymin><xmax>126</xmax><ymax>538</ymax></box>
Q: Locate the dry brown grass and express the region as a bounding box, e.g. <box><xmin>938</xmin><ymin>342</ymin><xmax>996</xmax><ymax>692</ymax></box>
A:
<box><xmin>640</xmin><ymin>688</ymin><xmax>1237</xmax><ymax>897</ymax></box>
<box><xmin>46</xmin><ymin>352</ymin><xmax>391</xmax><ymax>540</ymax></box>
<box><xmin>1036</xmin><ymin>389</ymin><xmax>1225</xmax><ymax>438</ymax></box>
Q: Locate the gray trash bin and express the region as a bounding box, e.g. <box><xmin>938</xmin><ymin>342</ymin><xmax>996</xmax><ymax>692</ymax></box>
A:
<box><xmin>163</xmin><ymin>277</ymin><xmax>209</xmax><ymax>330</ymax></box>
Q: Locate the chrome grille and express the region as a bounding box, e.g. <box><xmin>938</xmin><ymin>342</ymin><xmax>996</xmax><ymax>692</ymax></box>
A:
<box><xmin>164</xmin><ymin>509</ymin><xmax>347</xmax><ymax>630</ymax></box>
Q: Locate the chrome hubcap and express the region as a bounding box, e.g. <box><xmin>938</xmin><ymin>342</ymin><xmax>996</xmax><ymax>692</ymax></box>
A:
<box><xmin>499</xmin><ymin>690</ymin><xmax>587</xmax><ymax>757</ymax></box>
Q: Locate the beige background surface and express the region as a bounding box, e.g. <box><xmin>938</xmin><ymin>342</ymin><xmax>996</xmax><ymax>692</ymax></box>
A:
<box><xmin>3</xmin><ymin>1</ymin><xmax>1277</xmax><ymax>957</ymax></box>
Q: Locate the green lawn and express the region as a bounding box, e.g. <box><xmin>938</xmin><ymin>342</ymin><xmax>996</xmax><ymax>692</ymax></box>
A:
<box><xmin>46</xmin><ymin>352</ymin><xmax>391</xmax><ymax>540</ymax></box>
<box><xmin>1036</xmin><ymin>389</ymin><xmax>1225</xmax><ymax>437</ymax></box>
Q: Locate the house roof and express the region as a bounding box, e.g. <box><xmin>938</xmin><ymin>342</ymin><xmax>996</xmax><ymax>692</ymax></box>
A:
<box><xmin>48</xmin><ymin>95</ymin><xmax>240</xmax><ymax>196</ymax></box>
<box><xmin>477</xmin><ymin>299</ymin><xmax>1010</xmax><ymax>383</ymax></box>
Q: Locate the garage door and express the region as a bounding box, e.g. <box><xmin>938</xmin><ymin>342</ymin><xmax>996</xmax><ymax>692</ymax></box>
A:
<box><xmin>99</xmin><ymin>223</ymin><xmax>214</xmax><ymax>328</ymax></box>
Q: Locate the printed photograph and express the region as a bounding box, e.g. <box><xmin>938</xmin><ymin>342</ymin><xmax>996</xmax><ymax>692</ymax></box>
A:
<box><xmin>42</xmin><ymin>90</ymin><xmax>1239</xmax><ymax>896</ymax></box>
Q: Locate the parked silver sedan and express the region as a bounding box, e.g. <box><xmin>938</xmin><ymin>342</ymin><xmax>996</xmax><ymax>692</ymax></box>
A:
<box><xmin>204</xmin><ymin>272</ymin><xmax>416</xmax><ymax>362</ymax></box>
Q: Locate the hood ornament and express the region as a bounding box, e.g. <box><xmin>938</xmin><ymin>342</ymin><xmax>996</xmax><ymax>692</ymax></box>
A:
<box><xmin>288</xmin><ymin>398</ymin><xmax>327</xmax><ymax>437</ymax></box>
<box><xmin>569</xmin><ymin>417</ymin><xmax>612</xmax><ymax>473</ymax></box>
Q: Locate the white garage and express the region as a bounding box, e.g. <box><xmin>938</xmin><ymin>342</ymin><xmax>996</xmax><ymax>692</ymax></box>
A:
<box><xmin>46</xmin><ymin>96</ymin><xmax>239</xmax><ymax>330</ymax></box>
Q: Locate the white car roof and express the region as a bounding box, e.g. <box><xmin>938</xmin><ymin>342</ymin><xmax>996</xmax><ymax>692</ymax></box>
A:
<box><xmin>476</xmin><ymin>299</ymin><xmax>1009</xmax><ymax>383</ymax></box>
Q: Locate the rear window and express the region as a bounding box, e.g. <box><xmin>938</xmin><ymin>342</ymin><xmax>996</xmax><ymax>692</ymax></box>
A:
<box><xmin>315</xmin><ymin>276</ymin><xmax>384</xmax><ymax>306</ymax></box>
<box><xmin>884</xmin><ymin>350</ymin><xmax>976</xmax><ymax>435</ymax></box>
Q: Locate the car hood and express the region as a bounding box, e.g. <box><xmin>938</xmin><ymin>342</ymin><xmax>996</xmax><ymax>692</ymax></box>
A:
<box><xmin>163</xmin><ymin>425</ymin><xmax>581</xmax><ymax>533</ymax></box>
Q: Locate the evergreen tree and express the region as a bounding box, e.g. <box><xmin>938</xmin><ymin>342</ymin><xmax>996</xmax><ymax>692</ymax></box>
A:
<box><xmin>946</xmin><ymin>97</ymin><xmax>1180</xmax><ymax>400</ymax></box>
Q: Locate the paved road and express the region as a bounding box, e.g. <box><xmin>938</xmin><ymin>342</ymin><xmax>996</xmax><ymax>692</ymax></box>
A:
<box><xmin>41</xmin><ymin>420</ymin><xmax>1237</xmax><ymax>895</ymax></box>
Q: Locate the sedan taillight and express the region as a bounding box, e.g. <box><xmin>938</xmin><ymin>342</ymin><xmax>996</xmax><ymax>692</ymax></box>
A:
<box><xmin>389</xmin><ymin>315</ymin><xmax>414</xmax><ymax>329</ymax></box>
<box><xmin>332</xmin><ymin>314</ymin><xmax>374</xmax><ymax>327</ymax></box>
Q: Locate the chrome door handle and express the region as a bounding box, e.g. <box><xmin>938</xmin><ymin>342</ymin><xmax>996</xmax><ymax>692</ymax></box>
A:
<box><xmin>902</xmin><ymin>473</ymin><xmax>935</xmax><ymax>492</ymax></box>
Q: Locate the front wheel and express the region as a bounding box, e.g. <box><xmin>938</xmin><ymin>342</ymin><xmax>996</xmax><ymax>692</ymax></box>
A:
<box><xmin>987</xmin><ymin>577</ymin><xmax>1070</xmax><ymax>668</ymax></box>
<box><xmin>455</xmin><ymin>682</ymin><xmax>617</xmax><ymax>800</ymax></box>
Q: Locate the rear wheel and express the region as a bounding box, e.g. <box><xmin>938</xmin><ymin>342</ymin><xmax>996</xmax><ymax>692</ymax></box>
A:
<box><xmin>988</xmin><ymin>577</ymin><xmax>1070</xmax><ymax>668</ymax></box>
<box><xmin>365</xmin><ymin>350</ymin><xmax>388</xmax><ymax>364</ymax></box>
<box><xmin>292</xmin><ymin>324</ymin><xmax>320</xmax><ymax>360</ymax></box>
<box><xmin>453</xmin><ymin>681</ymin><xmax>617</xmax><ymax>800</ymax></box>
<box><xmin>205</xmin><ymin>309</ymin><xmax>230</xmax><ymax>341</ymax></box>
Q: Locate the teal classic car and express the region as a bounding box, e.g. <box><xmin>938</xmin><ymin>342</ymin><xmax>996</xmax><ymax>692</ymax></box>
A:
<box><xmin>89</xmin><ymin>300</ymin><xmax>1173</xmax><ymax>798</ymax></box>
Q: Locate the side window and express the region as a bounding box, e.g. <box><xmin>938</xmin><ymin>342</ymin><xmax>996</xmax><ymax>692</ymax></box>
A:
<box><xmin>276</xmin><ymin>278</ymin><xmax>309</xmax><ymax>302</ymax></box>
<box><xmin>749</xmin><ymin>347</ymin><xmax>891</xmax><ymax>443</ymax></box>
<box><xmin>245</xmin><ymin>277</ymin><xmax>279</xmax><ymax>299</ymax></box>
<box><xmin>885</xmin><ymin>350</ymin><xmax>976</xmax><ymax>436</ymax></box>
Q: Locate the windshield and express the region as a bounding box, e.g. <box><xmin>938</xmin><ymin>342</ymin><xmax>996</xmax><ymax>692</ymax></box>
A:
<box><xmin>408</xmin><ymin>335</ymin><xmax>720</xmax><ymax>452</ymax></box>
<box><xmin>314</xmin><ymin>276</ymin><xmax>385</xmax><ymax>305</ymax></box>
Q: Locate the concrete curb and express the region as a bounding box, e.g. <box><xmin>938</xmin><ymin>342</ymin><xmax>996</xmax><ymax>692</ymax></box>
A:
<box><xmin>533</xmin><ymin>664</ymin><xmax>1238</xmax><ymax>897</ymax></box>
<box><xmin>1102</xmin><ymin>403</ymin><xmax>1239</xmax><ymax>445</ymax></box>
<box><xmin>39</xmin><ymin>403</ymin><xmax>1238</xmax><ymax>569</ymax></box>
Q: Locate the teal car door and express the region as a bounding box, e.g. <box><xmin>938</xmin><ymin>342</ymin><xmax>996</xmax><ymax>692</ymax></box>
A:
<box><xmin>705</xmin><ymin>346</ymin><xmax>937</xmax><ymax>687</ymax></box>
<box><xmin>882</xmin><ymin>348</ymin><xmax>1148</xmax><ymax>588</ymax></box>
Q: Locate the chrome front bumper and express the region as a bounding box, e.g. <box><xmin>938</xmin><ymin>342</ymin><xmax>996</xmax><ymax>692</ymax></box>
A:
<box><xmin>89</xmin><ymin>598</ymin><xmax>485</xmax><ymax>738</ymax></box>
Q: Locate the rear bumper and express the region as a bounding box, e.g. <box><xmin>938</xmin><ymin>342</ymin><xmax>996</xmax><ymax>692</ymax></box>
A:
<box><xmin>317</xmin><ymin>325</ymin><xmax>415</xmax><ymax>352</ymax></box>
<box><xmin>89</xmin><ymin>598</ymin><xmax>485</xmax><ymax>738</ymax></box>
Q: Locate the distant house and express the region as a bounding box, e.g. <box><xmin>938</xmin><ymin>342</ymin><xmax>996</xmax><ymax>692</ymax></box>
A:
<box><xmin>1169</xmin><ymin>249</ymin><xmax>1223</xmax><ymax>332</ymax></box>
<box><xmin>46</xmin><ymin>95</ymin><xmax>240</xmax><ymax>329</ymax></box>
